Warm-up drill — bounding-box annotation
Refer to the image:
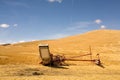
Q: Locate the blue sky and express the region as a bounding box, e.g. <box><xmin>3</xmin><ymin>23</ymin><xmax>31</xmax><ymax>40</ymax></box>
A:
<box><xmin>0</xmin><ymin>0</ymin><xmax>120</xmax><ymax>43</ymax></box>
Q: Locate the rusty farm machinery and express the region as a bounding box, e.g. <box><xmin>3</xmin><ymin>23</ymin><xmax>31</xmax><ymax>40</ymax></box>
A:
<box><xmin>39</xmin><ymin>44</ymin><xmax>101</xmax><ymax>67</ymax></box>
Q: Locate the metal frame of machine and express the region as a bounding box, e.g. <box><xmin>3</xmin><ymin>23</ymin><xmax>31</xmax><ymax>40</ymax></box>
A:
<box><xmin>39</xmin><ymin>44</ymin><xmax>101</xmax><ymax>66</ymax></box>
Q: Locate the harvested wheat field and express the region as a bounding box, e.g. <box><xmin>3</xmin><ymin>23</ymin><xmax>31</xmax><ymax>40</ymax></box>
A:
<box><xmin>0</xmin><ymin>30</ymin><xmax>120</xmax><ymax>80</ymax></box>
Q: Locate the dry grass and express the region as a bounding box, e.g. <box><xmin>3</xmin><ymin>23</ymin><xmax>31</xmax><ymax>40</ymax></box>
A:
<box><xmin>0</xmin><ymin>30</ymin><xmax>120</xmax><ymax>80</ymax></box>
<box><xmin>0</xmin><ymin>64</ymin><xmax>120</xmax><ymax>80</ymax></box>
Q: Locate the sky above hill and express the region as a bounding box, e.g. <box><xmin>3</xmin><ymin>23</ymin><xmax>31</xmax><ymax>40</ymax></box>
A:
<box><xmin>0</xmin><ymin>0</ymin><xmax>120</xmax><ymax>43</ymax></box>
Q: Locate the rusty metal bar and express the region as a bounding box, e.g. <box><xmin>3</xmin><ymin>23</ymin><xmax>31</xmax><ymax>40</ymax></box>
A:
<box><xmin>65</xmin><ymin>58</ymin><xmax>96</xmax><ymax>61</ymax></box>
<box><xmin>69</xmin><ymin>53</ymin><xmax>91</xmax><ymax>58</ymax></box>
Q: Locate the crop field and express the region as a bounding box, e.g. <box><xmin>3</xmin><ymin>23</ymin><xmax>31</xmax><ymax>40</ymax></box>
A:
<box><xmin>0</xmin><ymin>30</ymin><xmax>120</xmax><ymax>80</ymax></box>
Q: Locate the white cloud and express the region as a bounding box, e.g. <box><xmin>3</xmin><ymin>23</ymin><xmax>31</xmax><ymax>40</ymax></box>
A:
<box><xmin>31</xmin><ymin>40</ymin><xmax>37</xmax><ymax>41</ymax></box>
<box><xmin>0</xmin><ymin>24</ymin><xmax>10</xmax><ymax>28</ymax></box>
<box><xmin>0</xmin><ymin>42</ymin><xmax>6</xmax><ymax>45</ymax></box>
<box><xmin>12</xmin><ymin>42</ymin><xmax>17</xmax><ymax>44</ymax></box>
<box><xmin>13</xmin><ymin>24</ymin><xmax>18</xmax><ymax>27</ymax></box>
<box><xmin>95</xmin><ymin>19</ymin><xmax>102</xmax><ymax>24</ymax></box>
<box><xmin>47</xmin><ymin>0</ymin><xmax>63</xmax><ymax>3</ymax></box>
<box><xmin>100</xmin><ymin>25</ymin><xmax>106</xmax><ymax>29</ymax></box>
<box><xmin>18</xmin><ymin>40</ymin><xmax>25</xmax><ymax>43</ymax></box>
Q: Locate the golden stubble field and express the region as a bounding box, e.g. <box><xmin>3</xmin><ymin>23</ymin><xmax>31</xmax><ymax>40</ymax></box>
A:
<box><xmin>0</xmin><ymin>30</ymin><xmax>120</xmax><ymax>80</ymax></box>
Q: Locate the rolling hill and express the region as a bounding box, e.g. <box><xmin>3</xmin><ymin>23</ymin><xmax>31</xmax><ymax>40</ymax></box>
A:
<box><xmin>0</xmin><ymin>29</ymin><xmax>120</xmax><ymax>80</ymax></box>
<box><xmin>0</xmin><ymin>29</ymin><xmax>120</xmax><ymax>65</ymax></box>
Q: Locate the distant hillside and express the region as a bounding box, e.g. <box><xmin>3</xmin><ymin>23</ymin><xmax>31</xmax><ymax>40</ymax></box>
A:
<box><xmin>2</xmin><ymin>29</ymin><xmax>119</xmax><ymax>53</ymax></box>
<box><xmin>46</xmin><ymin>30</ymin><xmax>120</xmax><ymax>54</ymax></box>
<box><xmin>0</xmin><ymin>29</ymin><xmax>120</xmax><ymax>64</ymax></box>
